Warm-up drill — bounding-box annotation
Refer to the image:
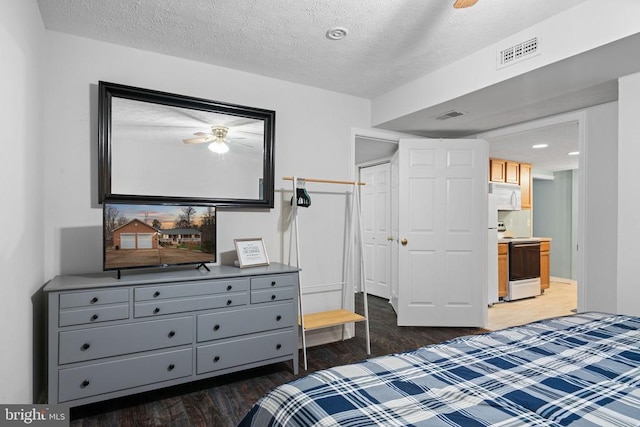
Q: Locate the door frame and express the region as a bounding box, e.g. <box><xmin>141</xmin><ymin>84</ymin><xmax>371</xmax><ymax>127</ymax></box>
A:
<box><xmin>476</xmin><ymin>110</ymin><xmax>586</xmax><ymax>313</ymax></box>
<box><xmin>350</xmin><ymin>128</ymin><xmax>412</xmax><ymax>296</ymax></box>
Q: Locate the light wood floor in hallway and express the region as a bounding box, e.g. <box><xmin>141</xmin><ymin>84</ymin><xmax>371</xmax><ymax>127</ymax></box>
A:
<box><xmin>487</xmin><ymin>281</ymin><xmax>577</xmax><ymax>331</ymax></box>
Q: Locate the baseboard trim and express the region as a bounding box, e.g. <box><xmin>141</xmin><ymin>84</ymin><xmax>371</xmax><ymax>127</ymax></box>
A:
<box><xmin>550</xmin><ymin>276</ymin><xmax>577</xmax><ymax>285</ymax></box>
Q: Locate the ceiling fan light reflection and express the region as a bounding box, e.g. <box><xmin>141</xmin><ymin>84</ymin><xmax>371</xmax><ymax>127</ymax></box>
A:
<box><xmin>208</xmin><ymin>141</ymin><xmax>229</xmax><ymax>154</ymax></box>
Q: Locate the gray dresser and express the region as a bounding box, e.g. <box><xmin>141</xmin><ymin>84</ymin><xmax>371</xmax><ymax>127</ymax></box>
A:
<box><xmin>44</xmin><ymin>263</ymin><xmax>299</xmax><ymax>407</ymax></box>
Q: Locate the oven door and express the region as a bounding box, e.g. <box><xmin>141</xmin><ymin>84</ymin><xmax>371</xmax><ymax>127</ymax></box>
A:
<box><xmin>508</xmin><ymin>241</ymin><xmax>540</xmax><ymax>281</ymax></box>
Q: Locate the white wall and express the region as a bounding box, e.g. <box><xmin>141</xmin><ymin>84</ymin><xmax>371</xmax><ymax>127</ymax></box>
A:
<box><xmin>0</xmin><ymin>1</ymin><xmax>45</xmax><ymax>404</ymax></box>
<box><xmin>533</xmin><ymin>171</ymin><xmax>574</xmax><ymax>279</ymax></box>
<box><xmin>617</xmin><ymin>72</ymin><xmax>640</xmax><ymax>316</ymax></box>
<box><xmin>583</xmin><ymin>102</ymin><xmax>618</xmax><ymax>313</ymax></box>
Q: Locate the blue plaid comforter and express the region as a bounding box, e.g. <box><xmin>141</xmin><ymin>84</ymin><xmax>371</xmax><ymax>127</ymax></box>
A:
<box><xmin>238</xmin><ymin>313</ymin><xmax>640</xmax><ymax>426</ymax></box>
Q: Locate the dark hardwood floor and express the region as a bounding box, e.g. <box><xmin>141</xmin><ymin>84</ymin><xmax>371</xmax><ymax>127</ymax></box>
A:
<box><xmin>70</xmin><ymin>295</ymin><xmax>485</xmax><ymax>427</ymax></box>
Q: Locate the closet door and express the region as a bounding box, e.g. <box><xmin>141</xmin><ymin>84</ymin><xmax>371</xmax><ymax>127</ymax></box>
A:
<box><xmin>360</xmin><ymin>163</ymin><xmax>391</xmax><ymax>300</ymax></box>
<box><xmin>396</xmin><ymin>138</ymin><xmax>488</xmax><ymax>327</ymax></box>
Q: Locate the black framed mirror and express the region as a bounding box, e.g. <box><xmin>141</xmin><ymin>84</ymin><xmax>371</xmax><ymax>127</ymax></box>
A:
<box><xmin>99</xmin><ymin>81</ymin><xmax>275</xmax><ymax>208</ymax></box>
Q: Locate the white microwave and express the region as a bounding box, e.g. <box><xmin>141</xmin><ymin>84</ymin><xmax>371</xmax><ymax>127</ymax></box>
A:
<box><xmin>489</xmin><ymin>182</ymin><xmax>521</xmax><ymax>211</ymax></box>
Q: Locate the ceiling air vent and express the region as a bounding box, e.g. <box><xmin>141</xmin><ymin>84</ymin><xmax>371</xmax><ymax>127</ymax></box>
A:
<box><xmin>435</xmin><ymin>110</ymin><xmax>466</xmax><ymax>121</ymax></box>
<box><xmin>497</xmin><ymin>37</ymin><xmax>539</xmax><ymax>69</ymax></box>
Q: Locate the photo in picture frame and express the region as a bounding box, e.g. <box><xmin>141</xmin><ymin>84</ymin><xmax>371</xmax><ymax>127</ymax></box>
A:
<box><xmin>234</xmin><ymin>238</ymin><xmax>270</xmax><ymax>268</ymax></box>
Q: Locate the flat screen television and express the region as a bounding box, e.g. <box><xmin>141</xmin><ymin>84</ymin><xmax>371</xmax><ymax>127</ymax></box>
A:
<box><xmin>103</xmin><ymin>202</ymin><xmax>216</xmax><ymax>273</ymax></box>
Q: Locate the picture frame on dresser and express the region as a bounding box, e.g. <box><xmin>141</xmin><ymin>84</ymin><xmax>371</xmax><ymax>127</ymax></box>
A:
<box><xmin>234</xmin><ymin>238</ymin><xmax>270</xmax><ymax>268</ymax></box>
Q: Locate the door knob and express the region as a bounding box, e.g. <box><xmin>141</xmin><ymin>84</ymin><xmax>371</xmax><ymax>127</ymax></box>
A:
<box><xmin>401</xmin><ymin>238</ymin><xmax>408</xmax><ymax>246</ymax></box>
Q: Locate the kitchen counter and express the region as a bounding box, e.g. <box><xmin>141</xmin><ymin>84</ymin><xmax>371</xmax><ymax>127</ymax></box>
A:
<box><xmin>498</xmin><ymin>237</ymin><xmax>551</xmax><ymax>243</ymax></box>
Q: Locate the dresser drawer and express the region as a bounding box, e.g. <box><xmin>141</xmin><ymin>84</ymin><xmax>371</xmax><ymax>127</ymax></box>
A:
<box><xmin>251</xmin><ymin>287</ymin><xmax>294</xmax><ymax>304</ymax></box>
<box><xmin>59</xmin><ymin>316</ymin><xmax>193</xmax><ymax>364</ymax></box>
<box><xmin>58</xmin><ymin>348</ymin><xmax>192</xmax><ymax>402</ymax></box>
<box><xmin>59</xmin><ymin>304</ymin><xmax>129</xmax><ymax>327</ymax></box>
<box><xmin>135</xmin><ymin>279</ymin><xmax>249</xmax><ymax>301</ymax></box>
<box><xmin>196</xmin><ymin>330</ymin><xmax>294</xmax><ymax>374</ymax></box>
<box><xmin>60</xmin><ymin>289</ymin><xmax>129</xmax><ymax>309</ymax></box>
<box><xmin>250</xmin><ymin>273</ymin><xmax>298</xmax><ymax>290</ymax></box>
<box><xmin>197</xmin><ymin>302</ymin><xmax>294</xmax><ymax>342</ymax></box>
<box><xmin>134</xmin><ymin>293</ymin><xmax>248</xmax><ymax>318</ymax></box>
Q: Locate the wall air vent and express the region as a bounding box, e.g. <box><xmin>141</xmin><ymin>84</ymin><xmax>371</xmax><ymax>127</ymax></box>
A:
<box><xmin>435</xmin><ymin>110</ymin><xmax>466</xmax><ymax>121</ymax></box>
<box><xmin>497</xmin><ymin>37</ymin><xmax>539</xmax><ymax>69</ymax></box>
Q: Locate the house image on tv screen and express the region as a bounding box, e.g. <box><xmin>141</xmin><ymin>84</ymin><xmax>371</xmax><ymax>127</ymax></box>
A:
<box><xmin>158</xmin><ymin>228</ymin><xmax>202</xmax><ymax>247</ymax></box>
<box><xmin>103</xmin><ymin>203</ymin><xmax>216</xmax><ymax>271</ymax></box>
<box><xmin>112</xmin><ymin>219</ymin><xmax>159</xmax><ymax>250</ymax></box>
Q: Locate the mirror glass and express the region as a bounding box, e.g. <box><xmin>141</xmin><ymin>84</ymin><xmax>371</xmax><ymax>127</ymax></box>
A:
<box><xmin>99</xmin><ymin>82</ymin><xmax>275</xmax><ymax>207</ymax></box>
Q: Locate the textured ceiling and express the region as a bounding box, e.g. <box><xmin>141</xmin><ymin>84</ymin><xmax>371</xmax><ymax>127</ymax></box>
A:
<box><xmin>36</xmin><ymin>0</ymin><xmax>587</xmax><ymax>99</ymax></box>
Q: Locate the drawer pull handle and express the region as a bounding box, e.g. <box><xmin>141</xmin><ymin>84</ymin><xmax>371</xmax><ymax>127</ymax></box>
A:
<box><xmin>276</xmin><ymin>315</ymin><xmax>282</xmax><ymax>321</ymax></box>
<box><xmin>226</xmin><ymin>300</ymin><xmax>232</xmax><ymax>306</ymax></box>
<box><xmin>81</xmin><ymin>343</ymin><xmax>90</xmax><ymax>351</ymax></box>
<box><xmin>90</xmin><ymin>314</ymin><xmax>99</xmax><ymax>321</ymax></box>
<box><xmin>276</xmin><ymin>344</ymin><xmax>282</xmax><ymax>350</ymax></box>
<box><xmin>90</xmin><ymin>297</ymin><xmax>98</xmax><ymax>304</ymax></box>
<box><xmin>167</xmin><ymin>364</ymin><xmax>175</xmax><ymax>371</ymax></box>
<box><xmin>213</xmin><ymin>356</ymin><xmax>220</xmax><ymax>363</ymax></box>
<box><xmin>80</xmin><ymin>380</ymin><xmax>90</xmax><ymax>389</ymax></box>
<box><xmin>271</xmin><ymin>294</ymin><xmax>276</xmax><ymax>300</ymax></box>
<box><xmin>153</xmin><ymin>308</ymin><xmax>160</xmax><ymax>314</ymax></box>
<box><xmin>213</xmin><ymin>324</ymin><xmax>220</xmax><ymax>331</ymax></box>
<box><xmin>271</xmin><ymin>281</ymin><xmax>276</xmax><ymax>287</ymax></box>
<box><xmin>226</xmin><ymin>285</ymin><xmax>232</xmax><ymax>291</ymax></box>
<box><xmin>153</xmin><ymin>291</ymin><xmax>160</xmax><ymax>298</ymax></box>
<box><xmin>168</xmin><ymin>331</ymin><xmax>175</xmax><ymax>338</ymax></box>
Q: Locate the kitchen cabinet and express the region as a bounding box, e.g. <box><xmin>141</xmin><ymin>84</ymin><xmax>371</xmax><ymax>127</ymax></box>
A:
<box><xmin>489</xmin><ymin>159</ymin><xmax>532</xmax><ymax>209</ymax></box>
<box><xmin>489</xmin><ymin>158</ymin><xmax>520</xmax><ymax>184</ymax></box>
<box><xmin>490</xmin><ymin>159</ymin><xmax>507</xmax><ymax>182</ymax></box>
<box><xmin>520</xmin><ymin>163</ymin><xmax>532</xmax><ymax>209</ymax></box>
<box><xmin>540</xmin><ymin>239</ymin><xmax>550</xmax><ymax>292</ymax></box>
<box><xmin>505</xmin><ymin>161</ymin><xmax>520</xmax><ymax>184</ymax></box>
<box><xmin>498</xmin><ymin>243</ymin><xmax>509</xmax><ymax>298</ymax></box>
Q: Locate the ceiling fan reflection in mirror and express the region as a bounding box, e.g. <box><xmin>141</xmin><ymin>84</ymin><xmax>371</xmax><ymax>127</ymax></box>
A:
<box><xmin>453</xmin><ymin>0</ymin><xmax>478</xmax><ymax>8</ymax></box>
<box><xmin>183</xmin><ymin>125</ymin><xmax>252</xmax><ymax>154</ymax></box>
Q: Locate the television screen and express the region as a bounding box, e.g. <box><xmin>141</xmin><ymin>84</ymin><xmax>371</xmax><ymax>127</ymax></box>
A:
<box><xmin>103</xmin><ymin>202</ymin><xmax>216</xmax><ymax>271</ymax></box>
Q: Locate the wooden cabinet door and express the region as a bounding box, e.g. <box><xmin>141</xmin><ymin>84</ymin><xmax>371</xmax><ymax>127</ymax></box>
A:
<box><xmin>540</xmin><ymin>240</ymin><xmax>550</xmax><ymax>291</ymax></box>
<box><xmin>489</xmin><ymin>159</ymin><xmax>506</xmax><ymax>182</ymax></box>
<box><xmin>498</xmin><ymin>243</ymin><xmax>508</xmax><ymax>298</ymax></box>
<box><xmin>505</xmin><ymin>162</ymin><xmax>520</xmax><ymax>184</ymax></box>
<box><xmin>520</xmin><ymin>163</ymin><xmax>532</xmax><ymax>209</ymax></box>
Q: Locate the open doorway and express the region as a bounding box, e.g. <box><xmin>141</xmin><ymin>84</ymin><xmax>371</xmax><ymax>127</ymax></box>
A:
<box><xmin>353</xmin><ymin>130</ymin><xmax>400</xmax><ymax>301</ymax></box>
<box><xmin>478</xmin><ymin>111</ymin><xmax>585</xmax><ymax>329</ymax></box>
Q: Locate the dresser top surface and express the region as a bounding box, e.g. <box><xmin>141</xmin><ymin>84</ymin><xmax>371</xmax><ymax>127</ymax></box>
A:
<box><xmin>44</xmin><ymin>263</ymin><xmax>299</xmax><ymax>292</ymax></box>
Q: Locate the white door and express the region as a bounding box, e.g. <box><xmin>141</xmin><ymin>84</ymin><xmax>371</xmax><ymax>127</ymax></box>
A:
<box><xmin>360</xmin><ymin>163</ymin><xmax>392</xmax><ymax>299</ymax></box>
<box><xmin>396</xmin><ymin>138</ymin><xmax>488</xmax><ymax>327</ymax></box>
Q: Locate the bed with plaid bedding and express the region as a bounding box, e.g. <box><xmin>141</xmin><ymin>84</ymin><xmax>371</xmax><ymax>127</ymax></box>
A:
<box><xmin>238</xmin><ymin>312</ymin><xmax>640</xmax><ymax>426</ymax></box>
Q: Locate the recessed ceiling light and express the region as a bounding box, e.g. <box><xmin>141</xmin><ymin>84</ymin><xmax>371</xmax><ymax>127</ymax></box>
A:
<box><xmin>568</xmin><ymin>151</ymin><xmax>579</xmax><ymax>156</ymax></box>
<box><xmin>326</xmin><ymin>27</ymin><xmax>348</xmax><ymax>40</ymax></box>
<box><xmin>532</xmin><ymin>144</ymin><xmax>548</xmax><ymax>149</ymax></box>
